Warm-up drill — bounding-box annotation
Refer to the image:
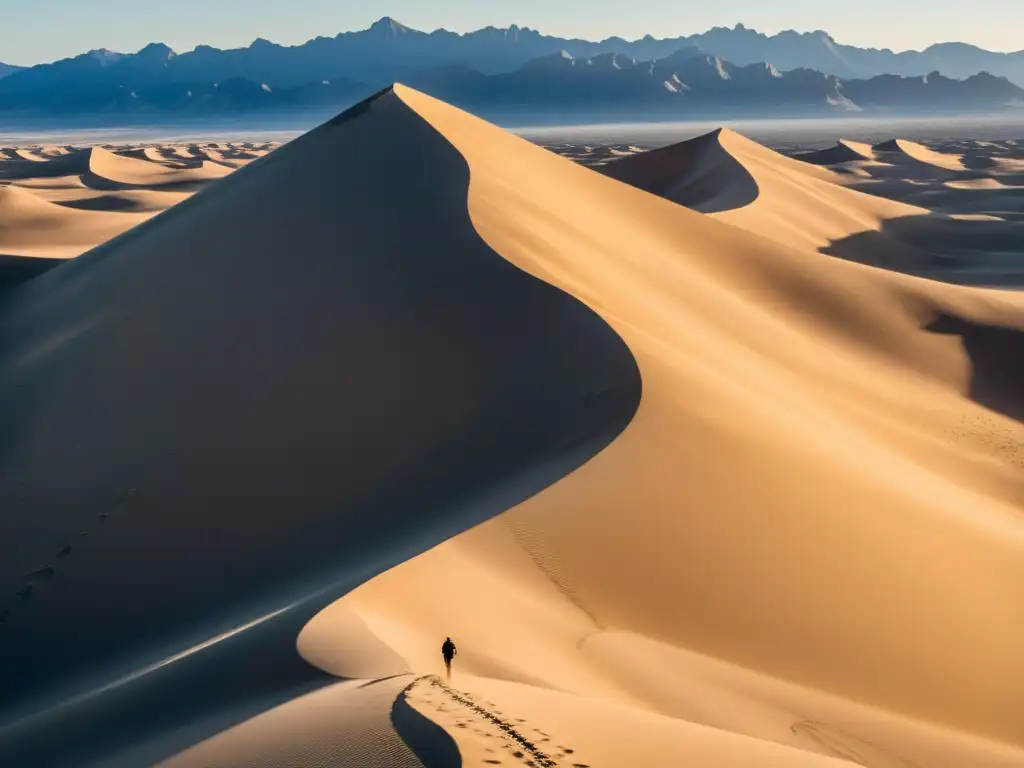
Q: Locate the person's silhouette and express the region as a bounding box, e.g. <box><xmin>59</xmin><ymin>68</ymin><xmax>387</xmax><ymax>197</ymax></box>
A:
<box><xmin>441</xmin><ymin>637</ymin><xmax>457</xmax><ymax>680</ymax></box>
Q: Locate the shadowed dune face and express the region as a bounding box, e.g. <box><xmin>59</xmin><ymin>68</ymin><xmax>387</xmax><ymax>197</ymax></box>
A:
<box><xmin>795</xmin><ymin>140</ymin><xmax>877</xmax><ymax>166</ymax></box>
<box><xmin>0</xmin><ymin>87</ymin><xmax>640</xmax><ymax>761</ymax></box>
<box><xmin>599</xmin><ymin>129</ymin><xmax>760</xmax><ymax>213</ymax></box>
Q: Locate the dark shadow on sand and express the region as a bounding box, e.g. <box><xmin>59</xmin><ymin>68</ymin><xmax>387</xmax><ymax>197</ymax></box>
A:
<box><xmin>0</xmin><ymin>254</ymin><xmax>63</xmax><ymax>292</ymax></box>
<box><xmin>0</xmin><ymin>595</ymin><xmax>336</xmax><ymax>767</ymax></box>
<box><xmin>927</xmin><ymin>314</ymin><xmax>1024</xmax><ymax>422</ymax></box>
<box><xmin>392</xmin><ymin>683</ymin><xmax>462</xmax><ymax>768</ymax></box>
<box><xmin>822</xmin><ymin>214</ymin><xmax>1024</xmax><ymax>283</ymax></box>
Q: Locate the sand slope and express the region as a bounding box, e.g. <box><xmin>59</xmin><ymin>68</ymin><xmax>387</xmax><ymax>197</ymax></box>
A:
<box><xmin>0</xmin><ymin>144</ymin><xmax>260</xmax><ymax>265</ymax></box>
<box><xmin>2</xmin><ymin>88</ymin><xmax>1024</xmax><ymax>767</ymax></box>
<box><xmin>795</xmin><ymin>139</ymin><xmax>877</xmax><ymax>165</ymax></box>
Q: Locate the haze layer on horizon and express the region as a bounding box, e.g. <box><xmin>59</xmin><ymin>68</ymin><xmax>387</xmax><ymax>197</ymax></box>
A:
<box><xmin>3</xmin><ymin>0</ymin><xmax>1022</xmax><ymax>66</ymax></box>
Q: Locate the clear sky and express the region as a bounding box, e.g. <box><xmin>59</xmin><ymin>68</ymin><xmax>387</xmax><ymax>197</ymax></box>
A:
<box><xmin>2</xmin><ymin>0</ymin><xmax>1021</xmax><ymax>65</ymax></box>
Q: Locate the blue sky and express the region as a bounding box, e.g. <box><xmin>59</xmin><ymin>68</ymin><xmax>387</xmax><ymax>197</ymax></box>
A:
<box><xmin>2</xmin><ymin>0</ymin><xmax>1021</xmax><ymax>65</ymax></box>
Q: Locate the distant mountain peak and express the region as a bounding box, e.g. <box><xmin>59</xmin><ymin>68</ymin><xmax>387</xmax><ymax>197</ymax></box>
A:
<box><xmin>136</xmin><ymin>42</ymin><xmax>177</xmax><ymax>61</ymax></box>
<box><xmin>369</xmin><ymin>16</ymin><xmax>412</xmax><ymax>37</ymax></box>
<box><xmin>85</xmin><ymin>49</ymin><xmax>124</xmax><ymax>66</ymax></box>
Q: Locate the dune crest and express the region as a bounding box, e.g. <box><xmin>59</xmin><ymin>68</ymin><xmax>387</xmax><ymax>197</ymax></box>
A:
<box><xmin>872</xmin><ymin>139</ymin><xmax>969</xmax><ymax>172</ymax></box>
<box><xmin>797</xmin><ymin>139</ymin><xmax>878</xmax><ymax>166</ymax></box>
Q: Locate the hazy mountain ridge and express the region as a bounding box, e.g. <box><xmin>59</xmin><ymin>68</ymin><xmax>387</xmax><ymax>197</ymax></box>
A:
<box><xmin>1</xmin><ymin>20</ymin><xmax>1022</xmax><ymax>122</ymax></box>
<box><xmin>4</xmin><ymin>17</ymin><xmax>1023</xmax><ymax>90</ymax></box>
<box><xmin>0</xmin><ymin>63</ymin><xmax>23</xmax><ymax>79</ymax></box>
<box><xmin>408</xmin><ymin>52</ymin><xmax>1023</xmax><ymax>121</ymax></box>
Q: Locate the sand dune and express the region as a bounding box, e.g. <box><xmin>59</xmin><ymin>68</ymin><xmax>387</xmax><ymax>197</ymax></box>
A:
<box><xmin>0</xmin><ymin>185</ymin><xmax>150</xmax><ymax>257</ymax></box>
<box><xmin>1</xmin><ymin>88</ymin><xmax>1023</xmax><ymax>768</ymax></box>
<box><xmin>84</xmin><ymin>147</ymin><xmax>232</xmax><ymax>188</ymax></box>
<box><xmin>872</xmin><ymin>139</ymin><xmax>969</xmax><ymax>173</ymax></box>
<box><xmin>795</xmin><ymin>139</ymin><xmax>877</xmax><ymax>166</ymax></box>
<box><xmin>114</xmin><ymin>146</ymin><xmax>198</xmax><ymax>168</ymax></box>
<box><xmin>600</xmin><ymin>127</ymin><xmax>932</xmax><ymax>265</ymax></box>
<box><xmin>0</xmin><ymin>144</ymin><xmax>264</xmax><ymax>260</ymax></box>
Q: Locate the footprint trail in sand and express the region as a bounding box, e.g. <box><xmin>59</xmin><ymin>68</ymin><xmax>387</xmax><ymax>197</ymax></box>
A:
<box><xmin>407</xmin><ymin>676</ymin><xmax>590</xmax><ymax>768</ymax></box>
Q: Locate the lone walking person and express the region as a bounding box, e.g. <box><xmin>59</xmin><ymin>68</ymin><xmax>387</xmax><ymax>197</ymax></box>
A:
<box><xmin>441</xmin><ymin>636</ymin><xmax>457</xmax><ymax>680</ymax></box>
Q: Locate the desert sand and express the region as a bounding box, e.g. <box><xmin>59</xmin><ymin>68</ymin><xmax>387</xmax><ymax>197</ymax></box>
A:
<box><xmin>1</xmin><ymin>87</ymin><xmax>1023</xmax><ymax>768</ymax></box>
<box><xmin>0</xmin><ymin>142</ymin><xmax>274</xmax><ymax>263</ymax></box>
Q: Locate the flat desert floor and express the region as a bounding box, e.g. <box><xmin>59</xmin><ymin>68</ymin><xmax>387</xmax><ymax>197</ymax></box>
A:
<box><xmin>1</xmin><ymin>90</ymin><xmax>1023</xmax><ymax>768</ymax></box>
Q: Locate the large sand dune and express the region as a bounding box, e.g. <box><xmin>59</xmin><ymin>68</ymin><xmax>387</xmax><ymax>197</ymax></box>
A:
<box><xmin>1</xmin><ymin>88</ymin><xmax>1023</xmax><ymax>767</ymax></box>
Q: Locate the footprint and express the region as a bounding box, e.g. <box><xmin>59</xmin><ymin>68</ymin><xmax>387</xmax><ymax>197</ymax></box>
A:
<box><xmin>57</xmin><ymin>544</ymin><xmax>72</xmax><ymax>557</ymax></box>
<box><xmin>16</xmin><ymin>585</ymin><xmax>32</xmax><ymax>600</ymax></box>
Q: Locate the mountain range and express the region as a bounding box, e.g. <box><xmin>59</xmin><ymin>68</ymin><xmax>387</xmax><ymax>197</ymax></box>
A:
<box><xmin>1</xmin><ymin>19</ymin><xmax>1023</xmax><ymax>122</ymax></box>
<box><xmin>405</xmin><ymin>52</ymin><xmax>1024</xmax><ymax>120</ymax></box>
<box><xmin>5</xmin><ymin>18</ymin><xmax>1024</xmax><ymax>85</ymax></box>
